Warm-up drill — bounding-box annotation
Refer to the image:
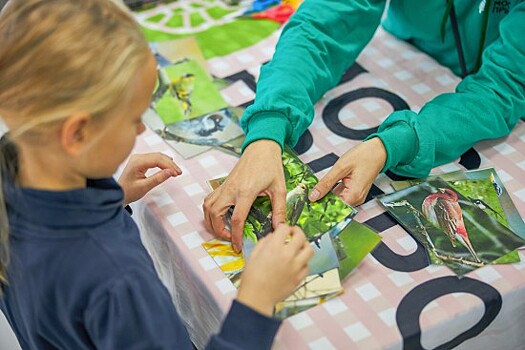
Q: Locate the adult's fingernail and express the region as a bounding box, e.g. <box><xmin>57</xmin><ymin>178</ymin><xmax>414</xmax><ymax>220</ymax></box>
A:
<box><xmin>233</xmin><ymin>244</ymin><xmax>241</xmax><ymax>253</ymax></box>
<box><xmin>309</xmin><ymin>189</ymin><xmax>320</xmax><ymax>201</ymax></box>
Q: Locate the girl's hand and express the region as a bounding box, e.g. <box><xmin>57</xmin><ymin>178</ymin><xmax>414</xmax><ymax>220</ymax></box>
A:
<box><xmin>236</xmin><ymin>225</ymin><xmax>313</xmax><ymax>316</ymax></box>
<box><xmin>118</xmin><ymin>153</ymin><xmax>182</xmax><ymax>206</ymax></box>
<box><xmin>309</xmin><ymin>137</ymin><xmax>387</xmax><ymax>206</ymax></box>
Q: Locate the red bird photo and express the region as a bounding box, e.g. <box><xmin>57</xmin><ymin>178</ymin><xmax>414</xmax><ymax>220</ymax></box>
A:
<box><xmin>380</xmin><ymin>178</ymin><xmax>525</xmax><ymax>275</ymax></box>
<box><xmin>422</xmin><ymin>188</ymin><xmax>481</xmax><ymax>263</ymax></box>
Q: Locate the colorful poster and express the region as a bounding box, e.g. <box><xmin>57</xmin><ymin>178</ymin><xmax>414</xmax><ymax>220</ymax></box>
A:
<box><xmin>130</xmin><ymin>0</ymin><xmax>280</xmax><ymax>59</ymax></box>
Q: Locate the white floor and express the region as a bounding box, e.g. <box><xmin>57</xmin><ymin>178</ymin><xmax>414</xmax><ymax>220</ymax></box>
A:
<box><xmin>0</xmin><ymin>311</ymin><xmax>21</xmax><ymax>350</ymax></box>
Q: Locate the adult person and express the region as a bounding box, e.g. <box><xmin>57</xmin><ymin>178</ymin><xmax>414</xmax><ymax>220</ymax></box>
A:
<box><xmin>204</xmin><ymin>0</ymin><xmax>525</xmax><ymax>252</ymax></box>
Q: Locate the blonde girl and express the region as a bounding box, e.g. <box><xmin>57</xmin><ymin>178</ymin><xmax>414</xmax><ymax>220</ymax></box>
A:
<box><xmin>0</xmin><ymin>1</ymin><xmax>312</xmax><ymax>349</ymax></box>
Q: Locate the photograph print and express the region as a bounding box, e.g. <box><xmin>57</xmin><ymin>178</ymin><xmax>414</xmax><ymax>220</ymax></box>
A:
<box><xmin>380</xmin><ymin>177</ymin><xmax>525</xmax><ymax>275</ymax></box>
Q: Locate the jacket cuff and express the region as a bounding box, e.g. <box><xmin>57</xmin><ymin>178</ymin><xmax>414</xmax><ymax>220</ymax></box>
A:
<box><xmin>241</xmin><ymin>112</ymin><xmax>292</xmax><ymax>153</ymax></box>
<box><xmin>366</xmin><ymin>121</ymin><xmax>418</xmax><ymax>173</ymax></box>
<box><xmin>219</xmin><ymin>300</ymin><xmax>281</xmax><ymax>350</ymax></box>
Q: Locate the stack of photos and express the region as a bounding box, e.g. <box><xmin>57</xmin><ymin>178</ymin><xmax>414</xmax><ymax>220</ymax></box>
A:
<box><xmin>143</xmin><ymin>38</ymin><xmax>244</xmax><ymax>158</ymax></box>
<box><xmin>203</xmin><ymin>148</ymin><xmax>381</xmax><ymax>318</ymax></box>
<box><xmin>380</xmin><ymin>173</ymin><xmax>525</xmax><ymax>276</ymax></box>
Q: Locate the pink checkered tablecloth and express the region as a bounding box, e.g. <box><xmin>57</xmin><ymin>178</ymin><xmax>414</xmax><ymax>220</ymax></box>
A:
<box><xmin>131</xmin><ymin>28</ymin><xmax>525</xmax><ymax>349</ymax></box>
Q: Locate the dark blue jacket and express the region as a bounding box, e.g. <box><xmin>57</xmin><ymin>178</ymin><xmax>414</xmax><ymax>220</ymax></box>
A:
<box><xmin>0</xmin><ymin>178</ymin><xmax>280</xmax><ymax>349</ymax></box>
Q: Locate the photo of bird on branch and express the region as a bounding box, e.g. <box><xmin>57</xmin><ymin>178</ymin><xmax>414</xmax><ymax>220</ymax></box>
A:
<box><xmin>149</xmin><ymin>58</ymin><xmax>228</xmax><ymax>124</ymax></box>
<box><xmin>380</xmin><ymin>178</ymin><xmax>525</xmax><ymax>275</ymax></box>
<box><xmin>240</xmin><ymin>148</ymin><xmax>357</xmax><ymax>244</ymax></box>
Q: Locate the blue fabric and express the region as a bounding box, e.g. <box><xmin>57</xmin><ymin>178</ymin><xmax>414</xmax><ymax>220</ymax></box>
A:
<box><xmin>0</xmin><ymin>178</ymin><xmax>280</xmax><ymax>349</ymax></box>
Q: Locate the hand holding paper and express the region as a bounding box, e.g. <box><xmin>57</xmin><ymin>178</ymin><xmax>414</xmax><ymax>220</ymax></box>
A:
<box><xmin>237</xmin><ymin>225</ymin><xmax>313</xmax><ymax>316</ymax></box>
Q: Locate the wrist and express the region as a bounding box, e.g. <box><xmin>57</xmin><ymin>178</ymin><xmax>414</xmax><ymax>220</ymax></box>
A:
<box><xmin>117</xmin><ymin>181</ymin><xmax>130</xmax><ymax>206</ymax></box>
<box><xmin>366</xmin><ymin>137</ymin><xmax>387</xmax><ymax>171</ymax></box>
<box><xmin>244</xmin><ymin>139</ymin><xmax>282</xmax><ymax>155</ymax></box>
<box><xmin>237</xmin><ymin>286</ymin><xmax>274</xmax><ymax>317</ymax></box>
<box><xmin>367</xmin><ymin>119</ymin><xmax>418</xmax><ymax>172</ymax></box>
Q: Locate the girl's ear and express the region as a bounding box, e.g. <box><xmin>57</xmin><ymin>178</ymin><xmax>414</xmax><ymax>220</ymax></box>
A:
<box><xmin>59</xmin><ymin>113</ymin><xmax>93</xmax><ymax>156</ymax></box>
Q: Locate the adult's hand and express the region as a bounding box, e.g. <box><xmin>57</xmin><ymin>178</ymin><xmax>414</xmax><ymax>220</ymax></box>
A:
<box><xmin>309</xmin><ymin>137</ymin><xmax>387</xmax><ymax>206</ymax></box>
<box><xmin>203</xmin><ymin>140</ymin><xmax>286</xmax><ymax>253</ymax></box>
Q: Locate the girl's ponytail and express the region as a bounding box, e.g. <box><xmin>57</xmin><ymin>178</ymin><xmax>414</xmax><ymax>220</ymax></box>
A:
<box><xmin>0</xmin><ymin>133</ymin><xmax>18</xmax><ymax>292</ymax></box>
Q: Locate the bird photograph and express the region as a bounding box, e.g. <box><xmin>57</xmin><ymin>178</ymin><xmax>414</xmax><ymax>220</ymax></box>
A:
<box><xmin>160</xmin><ymin>108</ymin><xmax>244</xmax><ymax>147</ymax></box>
<box><xmin>152</xmin><ymin>68</ymin><xmax>195</xmax><ymax>116</ymax></box>
<box><xmin>230</xmin><ymin>148</ymin><xmax>356</xmax><ymax>246</ymax></box>
<box><xmin>422</xmin><ymin>188</ymin><xmax>482</xmax><ymax>263</ymax></box>
<box><xmin>380</xmin><ymin>178</ymin><xmax>525</xmax><ymax>275</ymax></box>
<box><xmin>148</xmin><ymin>58</ymin><xmax>229</xmax><ymax>125</ymax></box>
<box><xmin>241</xmin><ymin>182</ymin><xmax>309</xmax><ymax>243</ymax></box>
<box><xmin>278</xmin><ymin>149</ymin><xmax>356</xmax><ymax>240</ymax></box>
<box><xmin>285</xmin><ymin>183</ymin><xmax>308</xmax><ymax>226</ymax></box>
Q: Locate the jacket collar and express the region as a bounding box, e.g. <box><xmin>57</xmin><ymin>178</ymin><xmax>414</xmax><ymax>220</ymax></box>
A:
<box><xmin>4</xmin><ymin>178</ymin><xmax>125</xmax><ymax>236</ymax></box>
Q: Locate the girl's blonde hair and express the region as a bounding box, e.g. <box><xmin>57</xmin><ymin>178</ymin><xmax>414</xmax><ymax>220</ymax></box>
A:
<box><xmin>0</xmin><ymin>0</ymin><xmax>151</xmax><ymax>289</ymax></box>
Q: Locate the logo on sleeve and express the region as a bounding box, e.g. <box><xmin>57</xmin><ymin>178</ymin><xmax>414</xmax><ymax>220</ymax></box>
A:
<box><xmin>492</xmin><ymin>0</ymin><xmax>511</xmax><ymax>13</ymax></box>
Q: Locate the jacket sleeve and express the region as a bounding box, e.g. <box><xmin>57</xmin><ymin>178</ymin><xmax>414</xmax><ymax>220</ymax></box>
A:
<box><xmin>206</xmin><ymin>300</ymin><xmax>281</xmax><ymax>350</ymax></box>
<box><xmin>241</xmin><ymin>0</ymin><xmax>387</xmax><ymax>151</ymax></box>
<box><xmin>85</xmin><ymin>269</ymin><xmax>281</xmax><ymax>350</ymax></box>
<box><xmin>369</xmin><ymin>3</ymin><xmax>525</xmax><ymax>178</ymax></box>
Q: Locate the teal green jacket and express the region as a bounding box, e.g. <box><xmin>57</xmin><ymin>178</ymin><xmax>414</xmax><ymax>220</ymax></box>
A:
<box><xmin>240</xmin><ymin>0</ymin><xmax>525</xmax><ymax>177</ymax></box>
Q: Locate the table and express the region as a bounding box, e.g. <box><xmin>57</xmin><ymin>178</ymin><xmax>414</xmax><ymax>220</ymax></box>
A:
<box><xmin>131</xmin><ymin>27</ymin><xmax>525</xmax><ymax>349</ymax></box>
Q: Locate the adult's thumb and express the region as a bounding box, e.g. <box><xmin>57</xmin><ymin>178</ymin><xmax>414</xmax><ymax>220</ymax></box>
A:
<box><xmin>309</xmin><ymin>167</ymin><xmax>342</xmax><ymax>202</ymax></box>
<box><xmin>270</xmin><ymin>191</ymin><xmax>287</xmax><ymax>229</ymax></box>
